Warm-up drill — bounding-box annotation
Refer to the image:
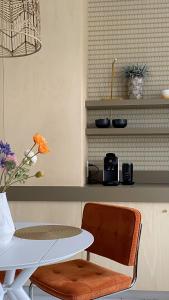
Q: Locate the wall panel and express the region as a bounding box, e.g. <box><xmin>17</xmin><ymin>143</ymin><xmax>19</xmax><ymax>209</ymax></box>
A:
<box><xmin>1</xmin><ymin>0</ymin><xmax>87</xmax><ymax>186</ymax></box>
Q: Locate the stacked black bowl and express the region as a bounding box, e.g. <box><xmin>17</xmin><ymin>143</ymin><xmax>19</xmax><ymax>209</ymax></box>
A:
<box><xmin>95</xmin><ymin>118</ymin><xmax>110</xmax><ymax>128</ymax></box>
<box><xmin>95</xmin><ymin>118</ymin><xmax>127</xmax><ymax>128</ymax></box>
<box><xmin>112</xmin><ymin>119</ymin><xmax>127</xmax><ymax>128</ymax></box>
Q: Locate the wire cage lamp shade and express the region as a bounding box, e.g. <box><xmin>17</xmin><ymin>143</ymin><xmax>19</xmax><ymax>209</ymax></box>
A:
<box><xmin>0</xmin><ymin>0</ymin><xmax>42</xmax><ymax>58</ymax></box>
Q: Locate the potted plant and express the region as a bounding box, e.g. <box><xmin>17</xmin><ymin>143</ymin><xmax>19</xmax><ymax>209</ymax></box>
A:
<box><xmin>124</xmin><ymin>64</ymin><xmax>148</xmax><ymax>99</ymax></box>
<box><xmin>0</xmin><ymin>134</ymin><xmax>49</xmax><ymax>247</ymax></box>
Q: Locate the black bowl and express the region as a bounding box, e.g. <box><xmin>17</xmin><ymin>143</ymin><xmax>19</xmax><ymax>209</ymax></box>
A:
<box><xmin>112</xmin><ymin>119</ymin><xmax>127</xmax><ymax>128</ymax></box>
<box><xmin>95</xmin><ymin>118</ymin><xmax>110</xmax><ymax>128</ymax></box>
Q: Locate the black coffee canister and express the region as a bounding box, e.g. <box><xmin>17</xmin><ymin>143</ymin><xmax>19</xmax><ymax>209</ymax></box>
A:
<box><xmin>122</xmin><ymin>163</ymin><xmax>134</xmax><ymax>185</ymax></box>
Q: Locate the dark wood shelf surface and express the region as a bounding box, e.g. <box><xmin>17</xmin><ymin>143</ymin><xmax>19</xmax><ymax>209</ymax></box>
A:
<box><xmin>86</xmin><ymin>127</ymin><xmax>169</xmax><ymax>136</ymax></box>
<box><xmin>7</xmin><ymin>184</ymin><xmax>169</xmax><ymax>202</ymax></box>
<box><xmin>86</xmin><ymin>98</ymin><xmax>169</xmax><ymax>110</ymax></box>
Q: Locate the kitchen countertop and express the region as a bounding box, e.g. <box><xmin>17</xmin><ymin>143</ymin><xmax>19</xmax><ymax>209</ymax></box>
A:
<box><xmin>7</xmin><ymin>184</ymin><xmax>169</xmax><ymax>202</ymax></box>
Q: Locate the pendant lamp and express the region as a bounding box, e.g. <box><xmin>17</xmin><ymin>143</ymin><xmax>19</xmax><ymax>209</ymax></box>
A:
<box><xmin>0</xmin><ymin>0</ymin><xmax>42</xmax><ymax>57</ymax></box>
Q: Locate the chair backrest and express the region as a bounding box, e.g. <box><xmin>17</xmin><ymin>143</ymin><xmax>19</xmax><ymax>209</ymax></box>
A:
<box><xmin>81</xmin><ymin>203</ymin><xmax>141</xmax><ymax>266</ymax></box>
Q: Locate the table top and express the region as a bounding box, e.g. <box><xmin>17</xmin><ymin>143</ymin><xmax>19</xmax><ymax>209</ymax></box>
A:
<box><xmin>0</xmin><ymin>223</ymin><xmax>94</xmax><ymax>271</ymax></box>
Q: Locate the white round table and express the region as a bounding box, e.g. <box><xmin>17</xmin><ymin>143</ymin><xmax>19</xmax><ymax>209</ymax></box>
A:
<box><xmin>0</xmin><ymin>223</ymin><xmax>94</xmax><ymax>300</ymax></box>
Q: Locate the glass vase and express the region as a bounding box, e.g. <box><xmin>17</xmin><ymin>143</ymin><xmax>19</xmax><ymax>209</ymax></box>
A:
<box><xmin>128</xmin><ymin>77</ymin><xmax>144</xmax><ymax>99</ymax></box>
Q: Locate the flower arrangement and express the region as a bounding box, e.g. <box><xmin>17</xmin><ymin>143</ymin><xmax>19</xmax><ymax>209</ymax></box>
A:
<box><xmin>124</xmin><ymin>64</ymin><xmax>148</xmax><ymax>78</ymax></box>
<box><xmin>0</xmin><ymin>134</ymin><xmax>49</xmax><ymax>193</ymax></box>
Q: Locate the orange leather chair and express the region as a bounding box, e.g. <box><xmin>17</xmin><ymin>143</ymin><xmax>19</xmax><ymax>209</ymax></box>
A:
<box><xmin>30</xmin><ymin>203</ymin><xmax>142</xmax><ymax>300</ymax></box>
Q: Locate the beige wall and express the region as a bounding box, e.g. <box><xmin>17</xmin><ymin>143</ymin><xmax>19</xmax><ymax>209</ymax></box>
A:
<box><xmin>1</xmin><ymin>0</ymin><xmax>87</xmax><ymax>186</ymax></box>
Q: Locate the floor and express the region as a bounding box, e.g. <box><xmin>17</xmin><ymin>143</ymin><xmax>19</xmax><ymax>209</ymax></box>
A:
<box><xmin>31</xmin><ymin>288</ymin><xmax>169</xmax><ymax>300</ymax></box>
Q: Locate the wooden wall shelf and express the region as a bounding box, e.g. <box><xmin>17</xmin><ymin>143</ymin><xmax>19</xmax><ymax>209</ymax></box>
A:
<box><xmin>86</xmin><ymin>98</ymin><xmax>169</xmax><ymax>110</ymax></box>
<box><xmin>86</xmin><ymin>128</ymin><xmax>169</xmax><ymax>136</ymax></box>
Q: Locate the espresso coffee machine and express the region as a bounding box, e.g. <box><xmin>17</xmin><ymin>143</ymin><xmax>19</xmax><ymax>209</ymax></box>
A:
<box><xmin>103</xmin><ymin>153</ymin><xmax>119</xmax><ymax>186</ymax></box>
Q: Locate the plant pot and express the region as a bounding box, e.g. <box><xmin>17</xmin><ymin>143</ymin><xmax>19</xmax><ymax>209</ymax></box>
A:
<box><xmin>0</xmin><ymin>192</ymin><xmax>15</xmax><ymax>247</ymax></box>
<box><xmin>128</xmin><ymin>76</ymin><xmax>144</xmax><ymax>99</ymax></box>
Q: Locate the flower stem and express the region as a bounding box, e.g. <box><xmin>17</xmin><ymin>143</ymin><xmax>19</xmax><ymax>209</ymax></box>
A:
<box><xmin>0</xmin><ymin>169</ymin><xmax>5</xmax><ymax>187</ymax></box>
<box><xmin>2</xmin><ymin>143</ymin><xmax>36</xmax><ymax>191</ymax></box>
<box><xmin>4</xmin><ymin>175</ymin><xmax>36</xmax><ymax>187</ymax></box>
<box><xmin>25</xmin><ymin>143</ymin><xmax>36</xmax><ymax>157</ymax></box>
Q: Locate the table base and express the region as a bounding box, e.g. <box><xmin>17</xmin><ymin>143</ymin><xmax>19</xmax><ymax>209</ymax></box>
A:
<box><xmin>0</xmin><ymin>268</ymin><xmax>36</xmax><ymax>300</ymax></box>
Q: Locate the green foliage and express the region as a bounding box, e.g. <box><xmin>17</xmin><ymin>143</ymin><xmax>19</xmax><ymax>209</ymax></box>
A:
<box><xmin>23</xmin><ymin>156</ymin><xmax>33</xmax><ymax>166</ymax></box>
<box><xmin>2</xmin><ymin>164</ymin><xmax>31</xmax><ymax>190</ymax></box>
<box><xmin>4</xmin><ymin>160</ymin><xmax>16</xmax><ymax>172</ymax></box>
<box><xmin>124</xmin><ymin>64</ymin><xmax>148</xmax><ymax>78</ymax></box>
<box><xmin>13</xmin><ymin>165</ymin><xmax>30</xmax><ymax>184</ymax></box>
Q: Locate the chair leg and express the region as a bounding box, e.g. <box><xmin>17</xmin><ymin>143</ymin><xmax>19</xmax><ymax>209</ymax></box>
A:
<box><xmin>29</xmin><ymin>283</ymin><xmax>34</xmax><ymax>300</ymax></box>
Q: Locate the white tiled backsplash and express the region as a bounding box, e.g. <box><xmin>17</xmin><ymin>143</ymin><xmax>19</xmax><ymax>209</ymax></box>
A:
<box><xmin>87</xmin><ymin>0</ymin><xmax>169</xmax><ymax>171</ymax></box>
<box><xmin>88</xmin><ymin>136</ymin><xmax>169</xmax><ymax>171</ymax></box>
<box><xmin>87</xmin><ymin>108</ymin><xmax>169</xmax><ymax>128</ymax></box>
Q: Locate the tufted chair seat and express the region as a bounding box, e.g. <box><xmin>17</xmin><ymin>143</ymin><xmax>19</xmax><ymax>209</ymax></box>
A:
<box><xmin>30</xmin><ymin>259</ymin><xmax>132</xmax><ymax>300</ymax></box>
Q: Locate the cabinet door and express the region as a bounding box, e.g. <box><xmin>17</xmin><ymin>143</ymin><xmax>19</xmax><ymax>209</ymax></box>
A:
<box><xmin>82</xmin><ymin>201</ymin><xmax>169</xmax><ymax>291</ymax></box>
<box><xmin>10</xmin><ymin>201</ymin><xmax>82</xmax><ymax>226</ymax></box>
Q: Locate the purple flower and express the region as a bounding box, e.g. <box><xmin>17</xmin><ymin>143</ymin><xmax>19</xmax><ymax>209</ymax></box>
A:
<box><xmin>0</xmin><ymin>141</ymin><xmax>14</xmax><ymax>156</ymax></box>
<box><xmin>0</xmin><ymin>141</ymin><xmax>14</xmax><ymax>168</ymax></box>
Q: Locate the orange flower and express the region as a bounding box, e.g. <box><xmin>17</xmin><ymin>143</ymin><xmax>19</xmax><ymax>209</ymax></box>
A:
<box><xmin>33</xmin><ymin>134</ymin><xmax>47</xmax><ymax>146</ymax></box>
<box><xmin>33</xmin><ymin>134</ymin><xmax>49</xmax><ymax>154</ymax></box>
<box><xmin>38</xmin><ymin>143</ymin><xmax>49</xmax><ymax>154</ymax></box>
